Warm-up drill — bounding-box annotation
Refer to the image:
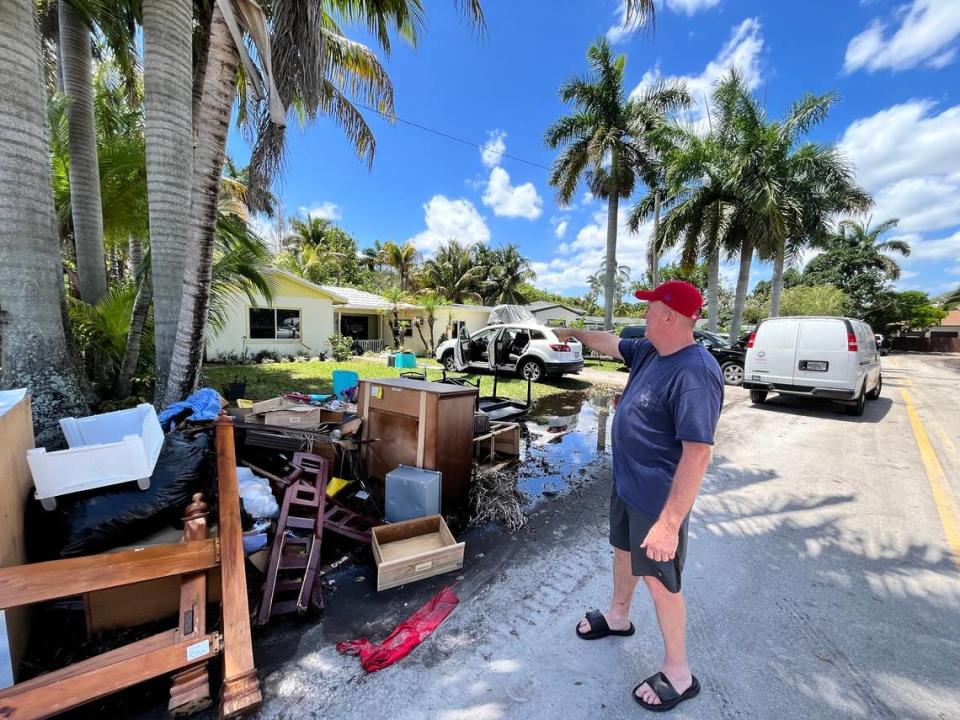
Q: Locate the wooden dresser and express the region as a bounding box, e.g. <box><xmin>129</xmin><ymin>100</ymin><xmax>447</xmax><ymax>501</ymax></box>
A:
<box><xmin>358</xmin><ymin>378</ymin><xmax>477</xmax><ymax>510</ymax></box>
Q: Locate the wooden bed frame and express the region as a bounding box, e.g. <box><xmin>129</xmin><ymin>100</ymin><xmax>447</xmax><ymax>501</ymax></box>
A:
<box><xmin>0</xmin><ymin>414</ymin><xmax>261</xmax><ymax>719</ymax></box>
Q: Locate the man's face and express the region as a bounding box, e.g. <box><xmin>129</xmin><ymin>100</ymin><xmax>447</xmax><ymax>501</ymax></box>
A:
<box><xmin>645</xmin><ymin>301</ymin><xmax>670</xmax><ymax>344</ymax></box>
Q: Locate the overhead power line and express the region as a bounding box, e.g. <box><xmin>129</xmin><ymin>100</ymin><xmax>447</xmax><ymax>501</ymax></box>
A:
<box><xmin>353</xmin><ymin>101</ymin><xmax>552</xmax><ymax>171</ymax></box>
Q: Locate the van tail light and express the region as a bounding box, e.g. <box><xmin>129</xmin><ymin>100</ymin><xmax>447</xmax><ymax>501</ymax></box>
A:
<box><xmin>549</xmin><ymin>344</ymin><xmax>570</xmax><ymax>352</ymax></box>
<box><xmin>847</xmin><ymin>333</ymin><xmax>858</xmax><ymax>352</ymax></box>
<box><xmin>746</xmin><ymin>332</ymin><xmax>756</xmax><ymax>349</ymax></box>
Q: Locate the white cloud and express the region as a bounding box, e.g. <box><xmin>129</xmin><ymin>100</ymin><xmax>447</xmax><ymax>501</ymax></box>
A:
<box><xmin>531</xmin><ymin>206</ymin><xmax>655</xmax><ymax>293</ymax></box>
<box><xmin>844</xmin><ymin>0</ymin><xmax>960</xmax><ymax>73</ymax></box>
<box><xmin>480</xmin><ymin>130</ymin><xmax>507</xmax><ymax>168</ymax></box>
<box><xmin>408</xmin><ymin>195</ymin><xmax>490</xmax><ymax>254</ymax></box>
<box><xmin>481</xmin><ymin>167</ymin><xmax>543</xmax><ymax>219</ymax></box>
<box><xmin>298</xmin><ymin>201</ymin><xmax>341</xmax><ymax>221</ymax></box>
<box><xmin>581</xmin><ymin>191</ymin><xmax>595</xmax><ymax>206</ymax></box>
<box><xmin>665</xmin><ymin>0</ymin><xmax>723</xmax><ymax>16</ymax></box>
<box><xmin>839</xmin><ymin>101</ymin><xmax>960</xmax><ymax>234</ymax></box>
<box><xmin>631</xmin><ymin>18</ymin><xmax>765</xmax><ymax>124</ymax></box>
<box><xmin>606</xmin><ymin>0</ymin><xmax>722</xmax><ymax>42</ymax></box>
<box><xmin>907</xmin><ymin>230</ymin><xmax>960</xmax><ymax>261</ymax></box>
<box><xmin>554</xmin><ymin>220</ymin><xmax>569</xmax><ymax>239</ymax></box>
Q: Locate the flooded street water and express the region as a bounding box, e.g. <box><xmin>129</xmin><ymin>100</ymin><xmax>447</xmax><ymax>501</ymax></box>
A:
<box><xmin>513</xmin><ymin>389</ymin><xmax>617</xmax><ymax>502</ymax></box>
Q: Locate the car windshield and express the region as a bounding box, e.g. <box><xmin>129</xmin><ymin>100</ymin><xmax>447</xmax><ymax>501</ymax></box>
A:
<box><xmin>698</xmin><ymin>330</ymin><xmax>731</xmax><ymax>348</ymax></box>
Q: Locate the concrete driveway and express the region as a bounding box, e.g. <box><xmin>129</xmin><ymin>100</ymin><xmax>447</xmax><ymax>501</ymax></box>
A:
<box><xmin>245</xmin><ymin>353</ymin><xmax>960</xmax><ymax>720</ymax></box>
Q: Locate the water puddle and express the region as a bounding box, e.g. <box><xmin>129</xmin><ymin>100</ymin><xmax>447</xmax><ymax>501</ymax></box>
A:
<box><xmin>512</xmin><ymin>389</ymin><xmax>617</xmax><ymax>503</ymax></box>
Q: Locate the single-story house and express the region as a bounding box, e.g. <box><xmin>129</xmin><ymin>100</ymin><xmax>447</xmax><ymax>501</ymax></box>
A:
<box><xmin>525</xmin><ymin>301</ymin><xmax>585</xmax><ymax>327</ymax></box>
<box><xmin>205</xmin><ymin>268</ymin><xmax>347</xmax><ymax>361</ymax></box>
<box><xmin>926</xmin><ymin>309</ymin><xmax>960</xmax><ymax>339</ymax></box>
<box><xmin>206</xmin><ymin>272</ymin><xmax>501</xmax><ymax>360</ymax></box>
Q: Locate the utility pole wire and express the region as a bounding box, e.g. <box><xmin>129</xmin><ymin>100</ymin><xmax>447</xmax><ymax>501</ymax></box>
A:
<box><xmin>353</xmin><ymin>101</ymin><xmax>553</xmax><ymax>171</ymax></box>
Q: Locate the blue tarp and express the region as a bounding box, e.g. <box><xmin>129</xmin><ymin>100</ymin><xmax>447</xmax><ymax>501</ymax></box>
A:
<box><xmin>157</xmin><ymin>387</ymin><xmax>222</xmax><ymax>431</ymax></box>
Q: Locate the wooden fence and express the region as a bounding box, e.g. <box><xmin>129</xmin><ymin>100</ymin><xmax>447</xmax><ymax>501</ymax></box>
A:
<box><xmin>891</xmin><ymin>335</ymin><xmax>960</xmax><ymax>353</ymax></box>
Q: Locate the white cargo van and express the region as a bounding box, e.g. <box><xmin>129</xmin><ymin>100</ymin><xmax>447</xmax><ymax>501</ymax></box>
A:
<box><xmin>743</xmin><ymin>317</ymin><xmax>881</xmax><ymax>416</ymax></box>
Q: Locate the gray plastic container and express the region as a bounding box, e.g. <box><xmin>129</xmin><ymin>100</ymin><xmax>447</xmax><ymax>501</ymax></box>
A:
<box><xmin>385</xmin><ymin>465</ymin><xmax>442</xmax><ymax>522</ymax></box>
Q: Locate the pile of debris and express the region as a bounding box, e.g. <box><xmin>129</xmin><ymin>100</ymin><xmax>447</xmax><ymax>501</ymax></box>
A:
<box><xmin>0</xmin><ymin>368</ymin><xmax>530</xmax><ymax>716</ymax></box>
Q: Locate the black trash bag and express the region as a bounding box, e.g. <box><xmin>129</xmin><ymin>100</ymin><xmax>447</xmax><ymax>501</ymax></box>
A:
<box><xmin>26</xmin><ymin>430</ymin><xmax>216</xmax><ymax>560</ymax></box>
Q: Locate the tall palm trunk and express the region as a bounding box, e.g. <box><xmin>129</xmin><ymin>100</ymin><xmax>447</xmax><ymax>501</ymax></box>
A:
<box><xmin>729</xmin><ymin>237</ymin><xmax>753</xmax><ymax>340</ymax></box>
<box><xmin>59</xmin><ymin>1</ymin><xmax>107</xmax><ymax>304</ymax></box>
<box><xmin>769</xmin><ymin>238</ymin><xmax>785</xmax><ymax>318</ymax></box>
<box><xmin>1</xmin><ymin>0</ymin><xmax>88</xmax><ymax>445</ymax></box>
<box><xmin>648</xmin><ymin>191</ymin><xmax>660</xmax><ymax>286</ymax></box>
<box><xmin>115</xmin><ymin>278</ymin><xmax>153</xmax><ymax>397</ymax></box>
<box><xmin>142</xmin><ymin>0</ymin><xmax>193</xmax><ymax>402</ymax></box>
<box><xmin>164</xmin><ymin>6</ymin><xmax>239</xmax><ymax>404</ymax></box>
<box><xmin>707</xmin><ymin>246</ymin><xmax>720</xmax><ymax>333</ymax></box>
<box><xmin>603</xmin><ymin>193</ymin><xmax>619</xmax><ymax>330</ymax></box>
<box><xmin>128</xmin><ymin>235</ymin><xmax>143</xmax><ymax>281</ymax></box>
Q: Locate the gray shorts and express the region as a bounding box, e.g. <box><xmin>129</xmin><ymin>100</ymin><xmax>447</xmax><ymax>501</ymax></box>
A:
<box><xmin>609</xmin><ymin>490</ymin><xmax>689</xmax><ymax>594</ymax></box>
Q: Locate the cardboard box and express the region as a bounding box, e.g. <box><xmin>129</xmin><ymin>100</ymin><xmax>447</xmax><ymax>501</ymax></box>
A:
<box><xmin>371</xmin><ymin>515</ymin><xmax>464</xmax><ymax>591</ymax></box>
<box><xmin>244</xmin><ymin>397</ymin><xmax>327</xmax><ymax>429</ymax></box>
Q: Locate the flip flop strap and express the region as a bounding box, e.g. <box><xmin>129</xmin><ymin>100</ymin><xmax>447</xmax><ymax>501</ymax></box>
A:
<box><xmin>643</xmin><ymin>672</ymin><xmax>680</xmax><ymax>703</ymax></box>
<box><xmin>584</xmin><ymin>609</ymin><xmax>608</xmax><ymax>633</ymax></box>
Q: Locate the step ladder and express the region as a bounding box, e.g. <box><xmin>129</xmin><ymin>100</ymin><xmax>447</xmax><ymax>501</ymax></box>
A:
<box><xmin>257</xmin><ymin>454</ymin><xmax>331</xmax><ymax>625</ymax></box>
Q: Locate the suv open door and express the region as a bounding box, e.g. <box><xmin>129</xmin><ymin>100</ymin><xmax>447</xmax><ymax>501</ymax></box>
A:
<box><xmin>452</xmin><ymin>326</ymin><xmax>470</xmax><ymax>371</ymax></box>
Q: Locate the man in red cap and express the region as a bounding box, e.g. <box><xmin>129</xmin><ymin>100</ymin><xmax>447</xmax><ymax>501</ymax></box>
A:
<box><xmin>556</xmin><ymin>280</ymin><xmax>723</xmax><ymax>712</ymax></box>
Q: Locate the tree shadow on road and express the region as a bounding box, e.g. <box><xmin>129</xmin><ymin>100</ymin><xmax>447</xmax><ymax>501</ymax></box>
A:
<box><xmin>689</xmin><ymin>482</ymin><xmax>960</xmax><ymax>720</ymax></box>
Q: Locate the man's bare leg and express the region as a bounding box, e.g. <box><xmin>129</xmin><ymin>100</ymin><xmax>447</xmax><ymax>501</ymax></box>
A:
<box><xmin>634</xmin><ymin>576</ymin><xmax>693</xmax><ymax>704</ymax></box>
<box><xmin>578</xmin><ymin>548</ymin><xmax>639</xmax><ymax>633</ymax></box>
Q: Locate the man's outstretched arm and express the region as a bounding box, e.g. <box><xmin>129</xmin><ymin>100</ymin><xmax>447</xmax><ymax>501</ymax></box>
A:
<box><xmin>554</xmin><ymin>328</ymin><xmax>623</xmax><ymax>360</ymax></box>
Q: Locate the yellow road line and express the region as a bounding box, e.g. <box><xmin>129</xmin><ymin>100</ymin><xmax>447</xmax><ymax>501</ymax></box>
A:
<box><xmin>901</xmin><ymin>388</ymin><xmax>960</xmax><ymax>570</ymax></box>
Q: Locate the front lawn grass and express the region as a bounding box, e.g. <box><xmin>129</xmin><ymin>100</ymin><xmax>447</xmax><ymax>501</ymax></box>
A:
<box><xmin>202</xmin><ymin>357</ymin><xmax>599</xmax><ymax>403</ymax></box>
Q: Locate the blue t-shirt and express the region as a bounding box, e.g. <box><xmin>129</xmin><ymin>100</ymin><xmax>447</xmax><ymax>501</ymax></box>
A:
<box><xmin>612</xmin><ymin>338</ymin><xmax>724</xmax><ymax>517</ymax></box>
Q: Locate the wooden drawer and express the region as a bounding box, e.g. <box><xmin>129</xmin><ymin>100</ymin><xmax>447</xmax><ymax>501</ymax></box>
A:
<box><xmin>371</xmin><ymin>516</ymin><xmax>464</xmax><ymax>591</ymax></box>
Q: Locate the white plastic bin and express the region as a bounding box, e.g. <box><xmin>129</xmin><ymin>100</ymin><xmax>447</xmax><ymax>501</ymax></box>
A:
<box><xmin>27</xmin><ymin>403</ymin><xmax>164</xmax><ymax>510</ymax></box>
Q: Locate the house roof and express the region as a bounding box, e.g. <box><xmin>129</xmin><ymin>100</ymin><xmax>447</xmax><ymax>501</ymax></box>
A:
<box><xmin>446</xmin><ymin>303</ymin><xmax>495</xmax><ymax>311</ymax></box>
<box><xmin>321</xmin><ymin>285</ymin><xmax>420</xmax><ymax>312</ymax></box>
<box><xmin>266</xmin><ymin>269</ymin><xmax>348</xmax><ymax>304</ymax></box>
<box><xmin>526</xmin><ymin>301</ymin><xmax>586</xmax><ymax>315</ymax></box>
<box><xmin>939</xmin><ymin>309</ymin><xmax>960</xmax><ymax>326</ymax></box>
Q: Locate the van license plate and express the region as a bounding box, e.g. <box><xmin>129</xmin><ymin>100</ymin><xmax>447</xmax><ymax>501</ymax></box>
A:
<box><xmin>801</xmin><ymin>360</ymin><xmax>828</xmax><ymax>371</ymax></box>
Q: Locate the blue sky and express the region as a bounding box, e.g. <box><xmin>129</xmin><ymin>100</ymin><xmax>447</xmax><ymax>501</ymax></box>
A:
<box><xmin>232</xmin><ymin>0</ymin><xmax>960</xmax><ymax>298</ymax></box>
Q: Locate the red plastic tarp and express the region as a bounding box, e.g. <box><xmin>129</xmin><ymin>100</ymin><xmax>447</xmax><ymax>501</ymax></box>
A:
<box><xmin>336</xmin><ymin>587</ymin><xmax>459</xmax><ymax>672</ymax></box>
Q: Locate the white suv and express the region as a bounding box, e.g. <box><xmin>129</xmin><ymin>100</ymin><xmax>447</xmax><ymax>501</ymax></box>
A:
<box><xmin>435</xmin><ymin>323</ymin><xmax>583</xmax><ymax>381</ymax></box>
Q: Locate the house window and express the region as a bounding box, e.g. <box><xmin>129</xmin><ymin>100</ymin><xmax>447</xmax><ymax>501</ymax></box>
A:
<box><xmin>249</xmin><ymin>308</ymin><xmax>301</xmax><ymax>340</ymax></box>
<box><xmin>546</xmin><ymin>319</ymin><xmax>564</xmax><ymax>327</ymax></box>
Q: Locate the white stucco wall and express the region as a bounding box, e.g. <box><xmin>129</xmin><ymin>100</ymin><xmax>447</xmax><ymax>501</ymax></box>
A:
<box><xmin>206</xmin><ymin>276</ymin><xmax>337</xmax><ymax>359</ymax></box>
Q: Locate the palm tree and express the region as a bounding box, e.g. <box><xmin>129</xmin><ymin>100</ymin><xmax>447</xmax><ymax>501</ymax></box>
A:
<box><xmin>1</xmin><ymin>0</ymin><xmax>89</xmax><ymax>445</ymax></box>
<box><xmin>420</xmin><ymin>240</ymin><xmax>482</xmax><ymax>303</ymax></box>
<box><xmin>415</xmin><ymin>290</ymin><xmax>443</xmax><ymax>354</ymax></box>
<box><xmin>480</xmin><ymin>244</ymin><xmax>536</xmax><ymax>305</ymax></box>
<box><xmin>545</xmin><ymin>37</ymin><xmax>687</xmax><ymax>330</ymax></box>
<box><xmin>58</xmin><ymin>1</ymin><xmax>107</xmax><ymax>303</ymax></box>
<box><xmin>382</xmin><ymin>240</ymin><xmax>420</xmax><ymax>291</ymax></box>
<box><xmin>588</xmin><ymin>261</ymin><xmax>631</xmax><ymax>313</ymax></box>
<box><xmin>165</xmin><ymin>0</ymin><xmax>478</xmax><ymax>403</ymax></box>
<box><xmin>142</xmin><ymin>0</ymin><xmax>193</xmax><ymax>402</ymax></box>
<box><xmin>832</xmin><ymin>218</ymin><xmax>910</xmax><ymax>279</ymax></box>
<box><xmin>46</xmin><ymin>0</ymin><xmax>138</xmax><ymax>303</ymax></box>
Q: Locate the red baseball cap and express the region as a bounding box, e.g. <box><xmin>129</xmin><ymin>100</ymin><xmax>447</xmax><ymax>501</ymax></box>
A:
<box><xmin>634</xmin><ymin>280</ymin><xmax>703</xmax><ymax>320</ymax></box>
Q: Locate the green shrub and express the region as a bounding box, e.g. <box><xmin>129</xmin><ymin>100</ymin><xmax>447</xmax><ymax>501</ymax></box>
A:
<box><xmin>328</xmin><ymin>334</ymin><xmax>354</xmax><ymax>362</ymax></box>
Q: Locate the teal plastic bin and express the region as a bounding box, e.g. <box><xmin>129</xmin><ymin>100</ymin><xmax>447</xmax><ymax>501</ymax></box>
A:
<box><xmin>395</xmin><ymin>353</ymin><xmax>416</xmax><ymax>369</ymax></box>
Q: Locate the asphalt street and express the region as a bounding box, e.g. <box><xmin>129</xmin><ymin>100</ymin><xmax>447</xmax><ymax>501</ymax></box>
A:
<box><xmin>241</xmin><ymin>352</ymin><xmax>960</xmax><ymax>720</ymax></box>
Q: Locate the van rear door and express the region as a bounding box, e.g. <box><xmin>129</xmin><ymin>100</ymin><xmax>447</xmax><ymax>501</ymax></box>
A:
<box><xmin>746</xmin><ymin>318</ymin><xmax>800</xmax><ymax>387</ymax></box>
<box><xmin>794</xmin><ymin>319</ymin><xmax>852</xmax><ymax>392</ymax></box>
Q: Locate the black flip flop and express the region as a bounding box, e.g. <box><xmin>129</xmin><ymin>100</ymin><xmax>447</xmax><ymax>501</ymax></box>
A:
<box><xmin>575</xmin><ymin>609</ymin><xmax>636</xmax><ymax>640</ymax></box>
<box><xmin>633</xmin><ymin>672</ymin><xmax>700</xmax><ymax>712</ymax></box>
